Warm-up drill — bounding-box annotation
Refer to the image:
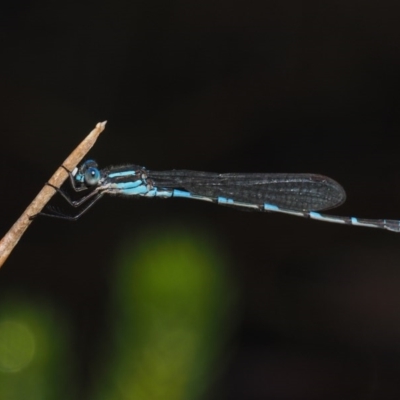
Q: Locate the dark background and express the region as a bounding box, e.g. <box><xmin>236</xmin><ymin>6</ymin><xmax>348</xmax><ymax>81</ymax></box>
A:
<box><xmin>2</xmin><ymin>1</ymin><xmax>400</xmax><ymax>398</ymax></box>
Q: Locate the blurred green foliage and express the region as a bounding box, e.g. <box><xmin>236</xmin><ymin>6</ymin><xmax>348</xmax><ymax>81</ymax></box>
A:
<box><xmin>0</xmin><ymin>224</ymin><xmax>236</xmax><ymax>399</ymax></box>
<box><xmin>96</xmin><ymin>225</ymin><xmax>237</xmax><ymax>400</ymax></box>
<box><xmin>0</xmin><ymin>297</ymin><xmax>74</xmax><ymax>400</ymax></box>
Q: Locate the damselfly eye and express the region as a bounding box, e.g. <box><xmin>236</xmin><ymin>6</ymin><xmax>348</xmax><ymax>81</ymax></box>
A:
<box><xmin>84</xmin><ymin>167</ymin><xmax>101</xmax><ymax>186</ymax></box>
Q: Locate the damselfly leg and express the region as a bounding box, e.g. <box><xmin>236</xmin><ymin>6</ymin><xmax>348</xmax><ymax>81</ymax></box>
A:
<box><xmin>30</xmin><ymin>165</ymin><xmax>105</xmax><ymax>221</ymax></box>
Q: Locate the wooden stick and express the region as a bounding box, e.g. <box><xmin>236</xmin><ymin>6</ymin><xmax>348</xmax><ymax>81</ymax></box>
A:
<box><xmin>0</xmin><ymin>121</ymin><xmax>107</xmax><ymax>269</ymax></box>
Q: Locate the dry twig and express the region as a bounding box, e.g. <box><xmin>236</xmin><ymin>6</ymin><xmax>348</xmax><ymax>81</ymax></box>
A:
<box><xmin>0</xmin><ymin>121</ymin><xmax>107</xmax><ymax>269</ymax></box>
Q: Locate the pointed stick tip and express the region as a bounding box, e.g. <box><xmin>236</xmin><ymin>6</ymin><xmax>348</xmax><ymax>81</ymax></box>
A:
<box><xmin>95</xmin><ymin>121</ymin><xmax>107</xmax><ymax>129</ymax></box>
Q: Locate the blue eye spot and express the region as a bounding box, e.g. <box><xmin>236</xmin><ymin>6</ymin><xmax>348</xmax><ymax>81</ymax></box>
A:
<box><xmin>84</xmin><ymin>167</ymin><xmax>101</xmax><ymax>186</ymax></box>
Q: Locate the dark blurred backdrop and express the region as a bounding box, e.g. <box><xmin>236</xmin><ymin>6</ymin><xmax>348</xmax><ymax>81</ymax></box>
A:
<box><xmin>2</xmin><ymin>1</ymin><xmax>400</xmax><ymax>399</ymax></box>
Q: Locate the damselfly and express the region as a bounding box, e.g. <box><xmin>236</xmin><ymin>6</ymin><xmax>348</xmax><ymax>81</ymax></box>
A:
<box><xmin>35</xmin><ymin>160</ymin><xmax>400</xmax><ymax>232</ymax></box>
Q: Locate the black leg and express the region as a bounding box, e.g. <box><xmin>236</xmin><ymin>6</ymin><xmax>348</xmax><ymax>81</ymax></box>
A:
<box><xmin>30</xmin><ymin>193</ymin><xmax>104</xmax><ymax>221</ymax></box>
<box><xmin>46</xmin><ymin>183</ymin><xmax>102</xmax><ymax>207</ymax></box>
<box><xmin>61</xmin><ymin>165</ymin><xmax>90</xmax><ymax>193</ymax></box>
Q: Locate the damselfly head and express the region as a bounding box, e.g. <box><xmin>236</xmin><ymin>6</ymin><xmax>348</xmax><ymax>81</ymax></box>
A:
<box><xmin>74</xmin><ymin>160</ymin><xmax>101</xmax><ymax>186</ymax></box>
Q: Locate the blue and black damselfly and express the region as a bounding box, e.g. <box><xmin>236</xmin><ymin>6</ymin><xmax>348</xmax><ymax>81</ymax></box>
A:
<box><xmin>34</xmin><ymin>160</ymin><xmax>400</xmax><ymax>232</ymax></box>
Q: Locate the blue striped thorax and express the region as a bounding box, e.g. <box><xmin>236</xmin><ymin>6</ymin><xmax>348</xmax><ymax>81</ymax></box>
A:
<box><xmin>72</xmin><ymin>160</ymin><xmax>153</xmax><ymax>196</ymax></box>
